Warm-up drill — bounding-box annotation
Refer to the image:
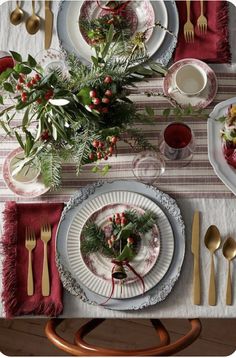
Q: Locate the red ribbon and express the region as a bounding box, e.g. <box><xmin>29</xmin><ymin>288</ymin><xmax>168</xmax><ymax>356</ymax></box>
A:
<box><xmin>100</xmin><ymin>259</ymin><xmax>145</xmax><ymax>306</ymax></box>
<box><xmin>96</xmin><ymin>0</ymin><xmax>131</xmax><ymax>15</ymax></box>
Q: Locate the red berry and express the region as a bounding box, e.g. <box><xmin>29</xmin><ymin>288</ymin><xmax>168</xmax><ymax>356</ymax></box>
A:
<box><xmin>16</xmin><ymin>84</ymin><xmax>22</xmax><ymax>91</ymax></box>
<box><xmin>89</xmin><ymin>90</ymin><xmax>97</xmax><ymax>98</ymax></box>
<box><xmin>101</xmin><ymin>107</ymin><xmax>109</xmax><ymax>114</ymax></box>
<box><xmin>111</xmin><ymin>136</ymin><xmax>118</xmax><ymax>144</ymax></box>
<box><xmin>104</xmin><ymin>76</ymin><xmax>112</xmax><ymax>84</ymax></box>
<box><xmin>92</xmin><ymin>140</ymin><xmax>99</xmax><ymax>148</ymax></box>
<box><xmin>121</xmin><ymin>212</ymin><xmax>125</xmax><ymax>217</ymax></box>
<box><xmin>115</xmin><ymin>213</ymin><xmax>120</xmax><ymax>218</ymax></box>
<box><xmin>108</xmin><ymin>146</ymin><xmax>113</xmax><ymax>154</ymax></box>
<box><xmin>27</xmin><ymin>82</ymin><xmax>33</xmax><ymax>88</ymax></box>
<box><xmin>18</xmin><ymin>75</ymin><xmax>25</xmax><ymax>84</ymax></box>
<box><xmin>41</xmin><ymin>130</ymin><xmax>50</xmax><ymax>141</ymax></box>
<box><xmin>89</xmin><ymin>153</ymin><xmax>95</xmax><ymax>160</ymax></box>
<box><xmin>97</xmin><ymin>152</ymin><xmax>102</xmax><ymax>160</ymax></box>
<box><xmin>115</xmin><ymin>218</ymin><xmax>121</xmax><ymax>224</ymax></box>
<box><xmin>37</xmin><ymin>98</ymin><xmax>42</xmax><ymax>104</ymax></box>
<box><xmin>105</xmin><ymin>89</ymin><xmax>112</xmax><ymax>97</ymax></box>
<box><xmin>121</xmin><ymin>217</ymin><xmax>127</xmax><ymax>225</ymax></box>
<box><xmin>35</xmin><ymin>74</ymin><xmax>41</xmax><ymax>81</ymax></box>
<box><xmin>109</xmin><ymin>217</ymin><xmax>113</xmax><ymax>222</ymax></box>
<box><xmin>21</xmin><ymin>96</ymin><xmax>27</xmax><ymax>102</ymax></box>
<box><xmin>127</xmin><ymin>237</ymin><xmax>134</xmax><ymax>245</ymax></box>
<box><xmin>102</xmin><ymin>97</ymin><xmax>110</xmax><ymax>104</ymax></box>
<box><xmin>92</xmin><ymin>98</ymin><xmax>101</xmax><ymax>105</ymax></box>
<box><xmin>31</xmin><ymin>78</ymin><xmax>36</xmax><ymax>85</ymax></box>
<box><xmin>89</xmin><ymin>104</ymin><xmax>95</xmax><ymax>110</ymax></box>
<box><xmin>98</xmin><ymin>142</ymin><xmax>104</xmax><ymax>148</ymax></box>
<box><xmin>104</xmin><ymin>155</ymin><xmax>108</xmax><ymax>160</ymax></box>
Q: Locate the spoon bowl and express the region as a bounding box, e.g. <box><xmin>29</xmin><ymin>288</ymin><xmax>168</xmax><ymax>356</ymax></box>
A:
<box><xmin>10</xmin><ymin>2</ymin><xmax>24</xmax><ymax>26</ymax></box>
<box><xmin>223</xmin><ymin>237</ymin><xmax>236</xmax><ymax>261</ymax></box>
<box><xmin>204</xmin><ymin>225</ymin><xmax>221</xmax><ymax>253</ymax></box>
<box><xmin>26</xmin><ymin>0</ymin><xmax>40</xmax><ymax>35</ymax></box>
<box><xmin>204</xmin><ymin>225</ymin><xmax>221</xmax><ymax>306</ymax></box>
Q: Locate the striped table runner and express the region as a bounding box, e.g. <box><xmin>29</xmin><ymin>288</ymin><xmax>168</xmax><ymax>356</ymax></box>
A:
<box><xmin>0</xmin><ymin>72</ymin><xmax>236</xmax><ymax>202</ymax></box>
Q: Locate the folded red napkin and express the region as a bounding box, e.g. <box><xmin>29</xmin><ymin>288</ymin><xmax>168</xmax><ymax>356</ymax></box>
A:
<box><xmin>1</xmin><ymin>202</ymin><xmax>64</xmax><ymax>318</ymax></box>
<box><xmin>174</xmin><ymin>0</ymin><xmax>231</xmax><ymax>63</ymax></box>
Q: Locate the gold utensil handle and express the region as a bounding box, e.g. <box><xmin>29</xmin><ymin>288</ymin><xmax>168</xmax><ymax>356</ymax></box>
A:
<box><xmin>193</xmin><ymin>256</ymin><xmax>201</xmax><ymax>305</ymax></box>
<box><xmin>27</xmin><ymin>251</ymin><xmax>34</xmax><ymax>296</ymax></box>
<box><xmin>226</xmin><ymin>261</ymin><xmax>232</xmax><ymax>305</ymax></box>
<box><xmin>209</xmin><ymin>254</ymin><xmax>216</xmax><ymax>305</ymax></box>
<box><xmin>186</xmin><ymin>0</ymin><xmax>191</xmax><ymax>20</ymax></box>
<box><xmin>200</xmin><ymin>0</ymin><xmax>204</xmax><ymax>14</ymax></box>
<box><xmin>42</xmin><ymin>243</ymin><xmax>50</xmax><ymax>296</ymax></box>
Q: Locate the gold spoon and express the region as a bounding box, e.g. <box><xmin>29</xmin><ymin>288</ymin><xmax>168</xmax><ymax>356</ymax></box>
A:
<box><xmin>222</xmin><ymin>237</ymin><xmax>236</xmax><ymax>305</ymax></box>
<box><xmin>26</xmin><ymin>0</ymin><xmax>40</xmax><ymax>35</ymax></box>
<box><xmin>204</xmin><ymin>225</ymin><xmax>221</xmax><ymax>306</ymax></box>
<box><xmin>10</xmin><ymin>1</ymin><xmax>24</xmax><ymax>26</ymax></box>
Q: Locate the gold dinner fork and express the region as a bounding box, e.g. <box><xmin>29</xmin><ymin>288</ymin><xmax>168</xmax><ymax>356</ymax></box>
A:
<box><xmin>184</xmin><ymin>0</ymin><xmax>194</xmax><ymax>43</ymax></box>
<box><xmin>25</xmin><ymin>227</ymin><xmax>36</xmax><ymax>296</ymax></box>
<box><xmin>41</xmin><ymin>223</ymin><xmax>51</xmax><ymax>296</ymax></box>
<box><xmin>197</xmin><ymin>0</ymin><xmax>207</xmax><ymax>34</ymax></box>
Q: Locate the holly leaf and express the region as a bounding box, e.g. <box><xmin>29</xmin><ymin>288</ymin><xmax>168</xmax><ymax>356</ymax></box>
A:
<box><xmin>3</xmin><ymin>82</ymin><xmax>14</xmax><ymax>93</ymax></box>
<box><xmin>10</xmin><ymin>51</ymin><xmax>22</xmax><ymax>63</ymax></box>
<box><xmin>27</xmin><ymin>54</ymin><xmax>37</xmax><ymax>68</ymax></box>
<box><xmin>116</xmin><ymin>245</ymin><xmax>135</xmax><ymax>261</ymax></box>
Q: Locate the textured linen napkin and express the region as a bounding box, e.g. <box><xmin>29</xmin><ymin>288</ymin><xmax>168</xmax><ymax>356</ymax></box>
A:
<box><xmin>174</xmin><ymin>0</ymin><xmax>231</xmax><ymax>63</ymax></box>
<box><xmin>1</xmin><ymin>202</ymin><xmax>64</xmax><ymax>318</ymax></box>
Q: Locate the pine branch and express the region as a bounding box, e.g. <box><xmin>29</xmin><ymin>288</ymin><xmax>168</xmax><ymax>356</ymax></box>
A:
<box><xmin>135</xmin><ymin>210</ymin><xmax>158</xmax><ymax>234</ymax></box>
<box><xmin>38</xmin><ymin>147</ymin><xmax>62</xmax><ymax>189</ymax></box>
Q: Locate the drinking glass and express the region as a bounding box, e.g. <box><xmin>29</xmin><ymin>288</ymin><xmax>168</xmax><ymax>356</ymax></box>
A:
<box><xmin>159</xmin><ymin>122</ymin><xmax>195</xmax><ymax>166</ymax></box>
<box><xmin>132</xmin><ymin>150</ymin><xmax>165</xmax><ymax>185</ymax></box>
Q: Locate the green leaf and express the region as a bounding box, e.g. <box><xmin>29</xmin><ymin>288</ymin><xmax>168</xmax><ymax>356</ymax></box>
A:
<box><xmin>0</xmin><ymin>95</ymin><xmax>3</xmax><ymax>105</ymax></box>
<box><xmin>149</xmin><ymin>63</ymin><xmax>167</xmax><ymax>76</ymax></box>
<box><xmin>10</xmin><ymin>51</ymin><xmax>22</xmax><ymax>63</ymax></box>
<box><xmin>145</xmin><ymin>106</ymin><xmax>154</xmax><ymax>116</ymax></box>
<box><xmin>91</xmin><ymin>56</ymin><xmax>98</xmax><ymax>67</ymax></box>
<box><xmin>27</xmin><ymin>54</ymin><xmax>37</xmax><ymax>68</ymax></box>
<box><xmin>163</xmin><ymin>108</ymin><xmax>171</xmax><ymax>117</ymax></box>
<box><xmin>15</xmin><ymin>131</ymin><xmax>24</xmax><ymax>149</ymax></box>
<box><xmin>22</xmin><ymin>107</ymin><xmax>30</xmax><ymax>128</ymax></box>
<box><xmin>24</xmin><ymin>130</ymin><xmax>34</xmax><ymax>156</ymax></box>
<box><xmin>92</xmin><ymin>166</ymin><xmax>98</xmax><ymax>173</ymax></box>
<box><xmin>77</xmin><ymin>87</ymin><xmax>91</xmax><ymax>106</ymax></box>
<box><xmin>106</xmin><ymin>24</ymin><xmax>114</xmax><ymax>44</ymax></box>
<box><xmin>117</xmin><ymin>222</ymin><xmax>134</xmax><ymax>241</ymax></box>
<box><xmin>116</xmin><ymin>245</ymin><xmax>135</xmax><ymax>261</ymax></box>
<box><xmin>0</xmin><ymin>68</ymin><xmax>13</xmax><ymax>82</ymax></box>
<box><xmin>3</xmin><ymin>82</ymin><xmax>14</xmax><ymax>93</ymax></box>
<box><xmin>18</xmin><ymin>65</ymin><xmax>32</xmax><ymax>75</ymax></box>
<box><xmin>101</xmin><ymin>164</ymin><xmax>111</xmax><ymax>175</ymax></box>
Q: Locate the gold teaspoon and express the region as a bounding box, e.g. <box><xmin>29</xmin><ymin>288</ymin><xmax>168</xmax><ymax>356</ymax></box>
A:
<box><xmin>204</xmin><ymin>225</ymin><xmax>221</xmax><ymax>306</ymax></box>
<box><xmin>10</xmin><ymin>1</ymin><xmax>24</xmax><ymax>26</ymax></box>
<box><xmin>26</xmin><ymin>0</ymin><xmax>40</xmax><ymax>35</ymax></box>
<box><xmin>222</xmin><ymin>237</ymin><xmax>236</xmax><ymax>305</ymax></box>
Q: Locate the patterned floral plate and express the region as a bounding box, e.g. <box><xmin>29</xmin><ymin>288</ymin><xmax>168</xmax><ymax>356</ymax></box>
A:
<box><xmin>65</xmin><ymin>190</ymin><xmax>174</xmax><ymax>299</ymax></box>
<box><xmin>2</xmin><ymin>147</ymin><xmax>49</xmax><ymax>198</ymax></box>
<box><xmin>163</xmin><ymin>58</ymin><xmax>218</xmax><ymax>109</ymax></box>
<box><xmin>81</xmin><ymin>203</ymin><xmax>160</xmax><ymax>283</ymax></box>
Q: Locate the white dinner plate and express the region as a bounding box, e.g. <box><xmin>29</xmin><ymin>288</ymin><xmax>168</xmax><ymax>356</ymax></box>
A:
<box><xmin>66</xmin><ymin>190</ymin><xmax>174</xmax><ymax>299</ymax></box>
<box><xmin>208</xmin><ymin>97</ymin><xmax>236</xmax><ymax>196</ymax></box>
<box><xmin>57</xmin><ymin>0</ymin><xmax>168</xmax><ymax>64</ymax></box>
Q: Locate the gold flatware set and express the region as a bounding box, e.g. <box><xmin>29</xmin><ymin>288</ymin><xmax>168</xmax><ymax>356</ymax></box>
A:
<box><xmin>184</xmin><ymin>0</ymin><xmax>208</xmax><ymax>43</ymax></box>
<box><xmin>25</xmin><ymin>224</ymin><xmax>52</xmax><ymax>297</ymax></box>
<box><xmin>10</xmin><ymin>1</ymin><xmax>53</xmax><ymax>49</ymax></box>
<box><xmin>192</xmin><ymin>211</ymin><xmax>236</xmax><ymax>306</ymax></box>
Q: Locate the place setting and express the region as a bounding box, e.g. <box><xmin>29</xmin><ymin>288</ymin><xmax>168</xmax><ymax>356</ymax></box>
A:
<box><xmin>0</xmin><ymin>0</ymin><xmax>235</xmax><ymax>322</ymax></box>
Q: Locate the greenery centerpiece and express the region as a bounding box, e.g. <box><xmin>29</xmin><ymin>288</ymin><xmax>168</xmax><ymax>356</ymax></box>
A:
<box><xmin>0</xmin><ymin>21</ymin><xmax>169</xmax><ymax>189</ymax></box>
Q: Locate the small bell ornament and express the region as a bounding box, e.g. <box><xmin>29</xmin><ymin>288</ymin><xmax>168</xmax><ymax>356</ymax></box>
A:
<box><xmin>112</xmin><ymin>263</ymin><xmax>127</xmax><ymax>280</ymax></box>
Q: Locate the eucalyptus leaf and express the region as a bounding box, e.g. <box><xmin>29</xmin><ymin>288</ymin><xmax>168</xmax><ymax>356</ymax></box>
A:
<box><xmin>149</xmin><ymin>63</ymin><xmax>167</xmax><ymax>76</ymax></box>
<box><xmin>116</xmin><ymin>245</ymin><xmax>135</xmax><ymax>261</ymax></box>
<box><xmin>0</xmin><ymin>95</ymin><xmax>3</xmax><ymax>105</ymax></box>
<box><xmin>15</xmin><ymin>131</ymin><xmax>24</xmax><ymax>149</ymax></box>
<box><xmin>10</xmin><ymin>51</ymin><xmax>22</xmax><ymax>63</ymax></box>
<box><xmin>22</xmin><ymin>107</ymin><xmax>30</xmax><ymax>128</ymax></box>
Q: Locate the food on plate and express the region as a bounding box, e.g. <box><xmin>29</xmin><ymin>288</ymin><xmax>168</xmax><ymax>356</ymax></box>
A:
<box><xmin>221</xmin><ymin>104</ymin><xmax>236</xmax><ymax>168</ymax></box>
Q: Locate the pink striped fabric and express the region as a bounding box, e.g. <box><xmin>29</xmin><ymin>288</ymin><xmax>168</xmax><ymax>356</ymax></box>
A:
<box><xmin>0</xmin><ymin>73</ymin><xmax>236</xmax><ymax>200</ymax></box>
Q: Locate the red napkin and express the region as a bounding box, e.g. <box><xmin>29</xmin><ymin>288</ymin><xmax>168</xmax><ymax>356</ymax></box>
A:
<box><xmin>1</xmin><ymin>202</ymin><xmax>64</xmax><ymax>318</ymax></box>
<box><xmin>174</xmin><ymin>0</ymin><xmax>231</xmax><ymax>63</ymax></box>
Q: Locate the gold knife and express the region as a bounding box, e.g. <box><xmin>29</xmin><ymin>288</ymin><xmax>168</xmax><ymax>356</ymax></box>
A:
<box><xmin>45</xmin><ymin>0</ymin><xmax>53</xmax><ymax>49</ymax></box>
<box><xmin>191</xmin><ymin>211</ymin><xmax>201</xmax><ymax>305</ymax></box>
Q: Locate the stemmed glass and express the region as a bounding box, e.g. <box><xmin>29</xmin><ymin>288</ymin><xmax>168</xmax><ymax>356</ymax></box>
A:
<box><xmin>132</xmin><ymin>150</ymin><xmax>165</xmax><ymax>185</ymax></box>
<box><xmin>159</xmin><ymin>122</ymin><xmax>195</xmax><ymax>166</ymax></box>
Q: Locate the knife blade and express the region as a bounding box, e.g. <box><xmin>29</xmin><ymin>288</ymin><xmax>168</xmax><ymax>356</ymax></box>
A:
<box><xmin>45</xmin><ymin>0</ymin><xmax>53</xmax><ymax>50</ymax></box>
<box><xmin>191</xmin><ymin>211</ymin><xmax>201</xmax><ymax>305</ymax></box>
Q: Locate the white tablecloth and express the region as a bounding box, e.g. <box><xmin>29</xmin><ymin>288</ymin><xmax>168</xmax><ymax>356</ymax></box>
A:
<box><xmin>0</xmin><ymin>0</ymin><xmax>236</xmax><ymax>318</ymax></box>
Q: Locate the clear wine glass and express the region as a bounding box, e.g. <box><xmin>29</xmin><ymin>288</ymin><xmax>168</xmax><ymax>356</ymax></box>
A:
<box><xmin>132</xmin><ymin>150</ymin><xmax>165</xmax><ymax>185</ymax></box>
<box><xmin>159</xmin><ymin>122</ymin><xmax>196</xmax><ymax>166</ymax></box>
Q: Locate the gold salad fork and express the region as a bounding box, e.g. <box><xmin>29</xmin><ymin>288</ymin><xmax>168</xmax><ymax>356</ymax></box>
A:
<box><xmin>25</xmin><ymin>227</ymin><xmax>36</xmax><ymax>296</ymax></box>
<box><xmin>197</xmin><ymin>0</ymin><xmax>207</xmax><ymax>34</ymax></box>
<box><xmin>184</xmin><ymin>0</ymin><xmax>194</xmax><ymax>43</ymax></box>
<box><xmin>41</xmin><ymin>223</ymin><xmax>51</xmax><ymax>296</ymax></box>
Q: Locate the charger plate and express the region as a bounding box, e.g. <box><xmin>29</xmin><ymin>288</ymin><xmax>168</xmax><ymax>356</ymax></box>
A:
<box><xmin>66</xmin><ymin>191</ymin><xmax>174</xmax><ymax>299</ymax></box>
<box><xmin>56</xmin><ymin>181</ymin><xmax>185</xmax><ymax>310</ymax></box>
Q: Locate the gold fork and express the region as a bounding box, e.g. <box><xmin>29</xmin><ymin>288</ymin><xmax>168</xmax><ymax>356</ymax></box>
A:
<box><xmin>25</xmin><ymin>227</ymin><xmax>36</xmax><ymax>296</ymax></box>
<box><xmin>197</xmin><ymin>0</ymin><xmax>207</xmax><ymax>35</ymax></box>
<box><xmin>184</xmin><ymin>0</ymin><xmax>194</xmax><ymax>43</ymax></box>
<box><xmin>41</xmin><ymin>223</ymin><xmax>51</xmax><ymax>296</ymax></box>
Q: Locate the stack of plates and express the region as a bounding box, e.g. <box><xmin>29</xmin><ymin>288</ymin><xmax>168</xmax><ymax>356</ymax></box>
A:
<box><xmin>56</xmin><ymin>180</ymin><xmax>185</xmax><ymax>310</ymax></box>
<box><xmin>57</xmin><ymin>0</ymin><xmax>179</xmax><ymax>66</ymax></box>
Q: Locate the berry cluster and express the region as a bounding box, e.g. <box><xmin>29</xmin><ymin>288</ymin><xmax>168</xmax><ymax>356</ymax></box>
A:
<box><xmin>88</xmin><ymin>76</ymin><xmax>113</xmax><ymax>114</ymax></box>
<box><xmin>15</xmin><ymin>73</ymin><xmax>54</xmax><ymax>104</ymax></box>
<box><xmin>107</xmin><ymin>212</ymin><xmax>135</xmax><ymax>248</ymax></box>
<box><xmin>89</xmin><ymin>136</ymin><xmax>118</xmax><ymax>161</ymax></box>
